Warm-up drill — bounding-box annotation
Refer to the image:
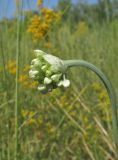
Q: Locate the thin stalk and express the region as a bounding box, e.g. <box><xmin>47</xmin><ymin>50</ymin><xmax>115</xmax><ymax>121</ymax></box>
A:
<box><xmin>0</xmin><ymin>27</ymin><xmax>7</xmax><ymax>82</ymax></box>
<box><xmin>64</xmin><ymin>59</ymin><xmax>118</xmax><ymax>159</ymax></box>
<box><xmin>15</xmin><ymin>0</ymin><xmax>20</xmax><ymax>160</ymax></box>
<box><xmin>7</xmin><ymin>124</ymin><xmax>10</xmax><ymax>160</ymax></box>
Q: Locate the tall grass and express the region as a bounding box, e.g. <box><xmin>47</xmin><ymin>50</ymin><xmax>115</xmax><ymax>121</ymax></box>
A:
<box><xmin>0</xmin><ymin>1</ymin><xmax>118</xmax><ymax>159</ymax></box>
<box><xmin>15</xmin><ymin>0</ymin><xmax>20</xmax><ymax>159</ymax></box>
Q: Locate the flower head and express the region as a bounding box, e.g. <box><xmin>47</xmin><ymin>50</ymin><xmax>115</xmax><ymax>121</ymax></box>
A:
<box><xmin>29</xmin><ymin>50</ymin><xmax>70</xmax><ymax>93</ymax></box>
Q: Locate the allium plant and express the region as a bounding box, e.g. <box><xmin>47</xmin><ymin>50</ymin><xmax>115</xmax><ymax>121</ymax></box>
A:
<box><xmin>29</xmin><ymin>50</ymin><xmax>70</xmax><ymax>93</ymax></box>
<box><xmin>29</xmin><ymin>49</ymin><xmax>118</xmax><ymax>159</ymax></box>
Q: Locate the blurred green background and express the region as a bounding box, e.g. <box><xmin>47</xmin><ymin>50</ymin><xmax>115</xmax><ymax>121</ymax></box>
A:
<box><xmin>0</xmin><ymin>0</ymin><xmax>118</xmax><ymax>159</ymax></box>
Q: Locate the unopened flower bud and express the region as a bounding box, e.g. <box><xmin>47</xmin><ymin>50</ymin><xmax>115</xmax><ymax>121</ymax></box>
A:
<box><xmin>58</xmin><ymin>79</ymin><xmax>70</xmax><ymax>88</ymax></box>
<box><xmin>34</xmin><ymin>49</ymin><xmax>45</xmax><ymax>57</ymax></box>
<box><xmin>41</xmin><ymin>65</ymin><xmax>48</xmax><ymax>72</ymax></box>
<box><xmin>46</xmin><ymin>70</ymin><xmax>52</xmax><ymax>77</ymax></box>
<box><xmin>29</xmin><ymin>70</ymin><xmax>39</xmax><ymax>79</ymax></box>
<box><xmin>38</xmin><ymin>85</ymin><xmax>47</xmax><ymax>94</ymax></box>
<box><xmin>44</xmin><ymin>77</ymin><xmax>52</xmax><ymax>85</ymax></box>
<box><xmin>51</xmin><ymin>74</ymin><xmax>62</xmax><ymax>82</ymax></box>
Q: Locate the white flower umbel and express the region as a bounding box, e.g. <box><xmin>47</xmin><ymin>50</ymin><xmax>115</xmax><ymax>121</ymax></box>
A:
<box><xmin>29</xmin><ymin>49</ymin><xmax>70</xmax><ymax>93</ymax></box>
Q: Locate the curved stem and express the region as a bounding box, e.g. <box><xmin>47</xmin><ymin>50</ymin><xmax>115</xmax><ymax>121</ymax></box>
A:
<box><xmin>64</xmin><ymin>59</ymin><xmax>118</xmax><ymax>158</ymax></box>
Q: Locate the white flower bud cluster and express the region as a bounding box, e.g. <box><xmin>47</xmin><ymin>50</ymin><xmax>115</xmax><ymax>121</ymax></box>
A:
<box><xmin>29</xmin><ymin>50</ymin><xmax>70</xmax><ymax>93</ymax></box>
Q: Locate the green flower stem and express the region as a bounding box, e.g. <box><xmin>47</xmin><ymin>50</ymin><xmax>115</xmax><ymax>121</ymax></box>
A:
<box><xmin>64</xmin><ymin>59</ymin><xmax>118</xmax><ymax>158</ymax></box>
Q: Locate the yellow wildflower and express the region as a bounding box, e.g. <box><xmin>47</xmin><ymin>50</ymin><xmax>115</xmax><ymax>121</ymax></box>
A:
<box><xmin>43</xmin><ymin>42</ymin><xmax>52</xmax><ymax>49</ymax></box>
<box><xmin>75</xmin><ymin>21</ymin><xmax>89</xmax><ymax>37</ymax></box>
<box><xmin>9</xmin><ymin>67</ymin><xmax>16</xmax><ymax>74</ymax></box>
<box><xmin>23</xmin><ymin>64</ymin><xmax>30</xmax><ymax>72</ymax></box>
<box><xmin>29</xmin><ymin>81</ymin><xmax>38</xmax><ymax>88</ymax></box>
<box><xmin>92</xmin><ymin>82</ymin><xmax>102</xmax><ymax>92</ymax></box>
<box><xmin>6</xmin><ymin>60</ymin><xmax>16</xmax><ymax>75</ymax></box>
<box><xmin>46</xmin><ymin>122</ymin><xmax>56</xmax><ymax>134</ymax></box>
<box><xmin>21</xmin><ymin>110</ymin><xmax>29</xmax><ymax>118</ymax></box>
<box><xmin>21</xmin><ymin>81</ymin><xmax>28</xmax><ymax>87</ymax></box>
<box><xmin>99</xmin><ymin>90</ymin><xmax>108</xmax><ymax>101</ymax></box>
<box><xmin>27</xmin><ymin>7</ymin><xmax>60</xmax><ymax>41</ymax></box>
<box><xmin>21</xmin><ymin>110</ymin><xmax>37</xmax><ymax>125</ymax></box>
<box><xmin>18</xmin><ymin>74</ymin><xmax>28</xmax><ymax>83</ymax></box>
<box><xmin>28</xmin><ymin>111</ymin><xmax>35</xmax><ymax>117</ymax></box>
<box><xmin>37</xmin><ymin>0</ymin><xmax>43</xmax><ymax>7</ymax></box>
<box><xmin>69</xmin><ymin>111</ymin><xmax>76</xmax><ymax>118</ymax></box>
<box><xmin>22</xmin><ymin>80</ymin><xmax>38</xmax><ymax>89</ymax></box>
<box><xmin>26</xmin><ymin>118</ymin><xmax>37</xmax><ymax>125</ymax></box>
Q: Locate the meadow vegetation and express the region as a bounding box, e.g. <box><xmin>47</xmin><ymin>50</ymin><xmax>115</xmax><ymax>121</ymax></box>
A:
<box><xmin>0</xmin><ymin>0</ymin><xmax>118</xmax><ymax>159</ymax></box>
